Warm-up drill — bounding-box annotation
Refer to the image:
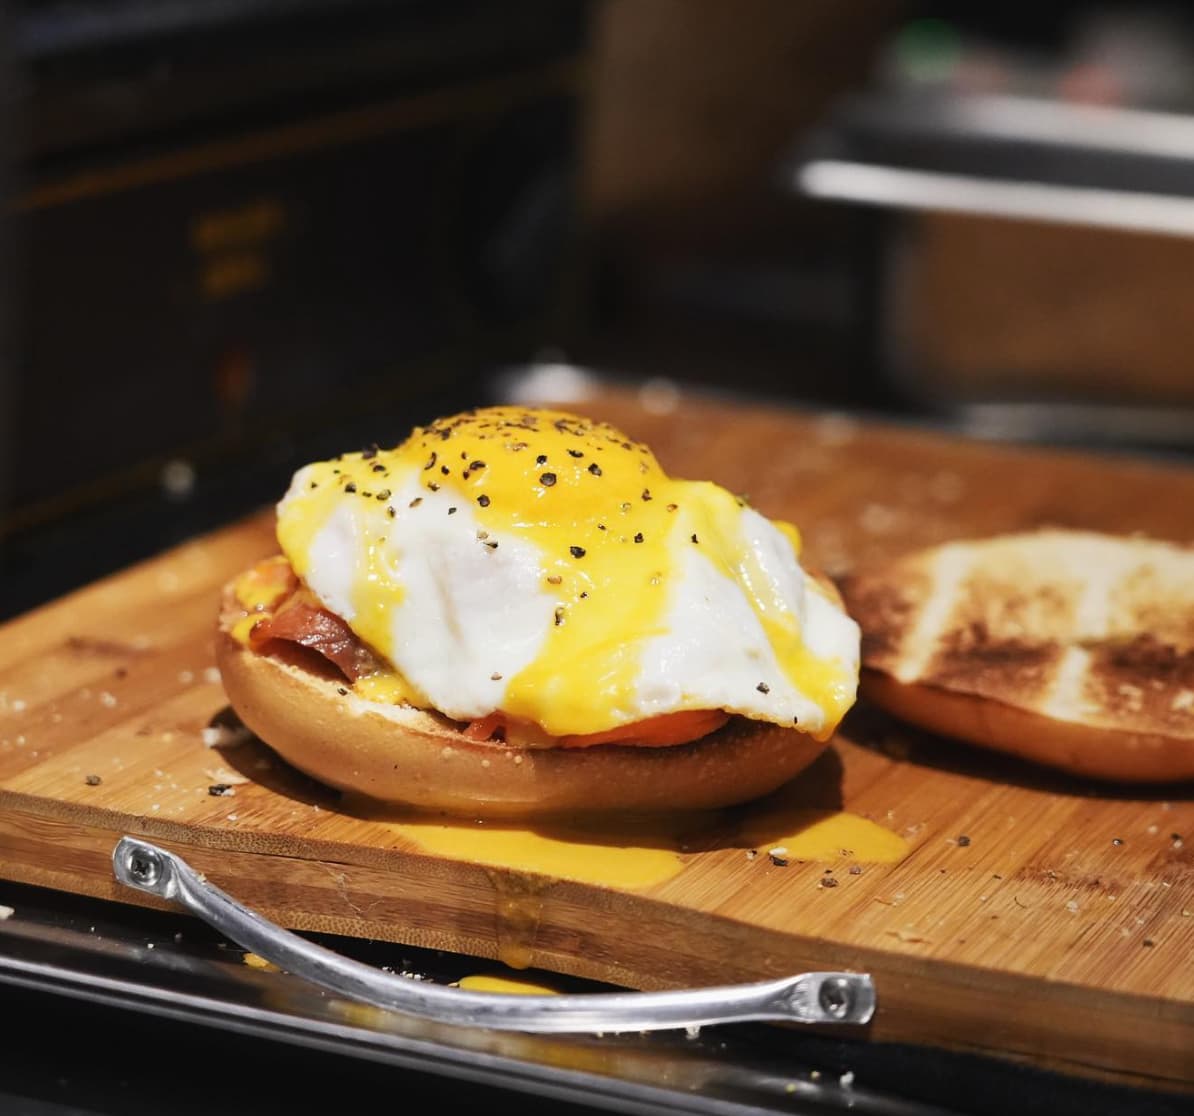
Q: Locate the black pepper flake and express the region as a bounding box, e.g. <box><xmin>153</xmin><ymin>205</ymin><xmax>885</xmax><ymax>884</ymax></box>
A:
<box><xmin>477</xmin><ymin>494</ymin><xmax>491</xmax><ymax>507</ymax></box>
<box><xmin>756</xmin><ymin>682</ymin><xmax>770</xmax><ymax>694</ymax></box>
<box><xmin>409</xmin><ymin>497</ymin><xmax>423</xmax><ymax>508</ymax></box>
<box><xmin>371</xmin><ymin>462</ymin><xmax>386</xmax><ymax>473</ymax></box>
<box><xmin>588</xmin><ymin>462</ymin><xmax>602</xmax><ymax>476</ymax></box>
<box><xmin>469</xmin><ymin>460</ymin><xmax>486</xmax><ymax>471</ymax></box>
<box><xmin>440</xmin><ymin>465</ymin><xmax>450</xmax><ymax>475</ymax></box>
<box><xmin>768</xmin><ymin>852</ymin><xmax>789</xmax><ymax>867</ymax></box>
<box><xmin>820</xmin><ymin>876</ymin><xmax>839</xmax><ymax>888</ymax></box>
<box><xmin>597</xmin><ymin>523</ymin><xmax>606</xmax><ymax>531</ymax></box>
<box><xmin>448</xmin><ymin>507</ymin><xmax>457</xmax><ymax>515</ymax></box>
<box><xmin>309</xmin><ymin>480</ymin><xmax>319</xmax><ymax>489</ymax></box>
<box><xmin>536</xmin><ymin>454</ymin><xmax>548</xmax><ymax>465</ymax></box>
<box><xmin>570</xmin><ymin>545</ymin><xmax>586</xmax><ymax>558</ymax></box>
<box><xmin>579</xmin><ymin>591</ymin><xmax>588</xmax><ymax>599</ymax></box>
<box><xmin>362</xmin><ymin>444</ymin><xmax>378</xmax><ymax>459</ymax></box>
<box><xmin>428</xmin><ymin>482</ymin><xmax>440</xmax><ymax>492</ymax></box>
<box><xmin>490</xmin><ymin>672</ymin><xmax>503</xmax><ymax>681</ymax></box>
<box><xmin>424</xmin><ymin>452</ymin><xmax>437</xmax><ymax>470</ymax></box>
<box><xmin>375</xmin><ymin>488</ymin><xmax>391</xmax><ymax>501</ymax></box>
<box><xmin>691</xmin><ymin>533</ymin><xmax>700</xmax><ymax>544</ymax></box>
<box><xmin>634</xmin><ymin>532</ymin><xmax>644</xmax><ymax>544</ymax></box>
<box><xmin>386</xmin><ymin>506</ymin><xmax>396</xmax><ymax>518</ymax></box>
<box><xmin>344</xmin><ymin>482</ymin><xmax>357</xmax><ymax>494</ymax></box>
<box><xmin>554</xmin><ymin>606</ymin><xmax>565</xmax><ymax>626</ymax></box>
<box><xmin>540</xmin><ymin>472</ymin><xmax>557</xmax><ymax>487</ymax></box>
<box><xmin>666</xmin><ymin>503</ymin><xmax>677</xmax><ymax>512</ymax></box>
<box><xmin>484</xmin><ymin>540</ymin><xmax>499</xmax><ymax>550</ymax></box>
<box><xmin>567</xmin><ymin>449</ymin><xmax>584</xmax><ymax>458</ymax></box>
<box><xmin>641</xmin><ymin>488</ymin><xmax>653</xmax><ymax>501</ymax></box>
<box><xmin>337</xmin><ymin>687</ymin><xmax>348</xmax><ymax>696</ymax></box>
<box><xmin>208</xmin><ymin>784</ymin><xmax>233</xmax><ymax>797</ymax></box>
<box><xmin>84</xmin><ymin>774</ymin><xmax>102</xmax><ymax>786</ymax></box>
<box><xmin>956</xmin><ymin>835</ymin><xmax>971</xmax><ymax>847</ymax></box>
<box><xmin>1143</xmin><ymin>939</ymin><xmax>1156</xmax><ymax>948</ymax></box>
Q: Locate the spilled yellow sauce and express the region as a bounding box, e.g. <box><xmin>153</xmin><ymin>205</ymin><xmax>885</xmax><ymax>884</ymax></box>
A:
<box><xmin>355</xmin><ymin>798</ymin><xmax>907</xmax><ymax>895</ymax></box>
<box><xmin>457</xmin><ymin>972</ymin><xmax>562</xmax><ymax>996</ymax></box>
<box><xmin>272</xmin><ymin>406</ymin><xmax>856</xmax><ymax>738</ymax></box>
<box><xmin>242</xmin><ymin>951</ymin><xmax>281</xmax><ymax>972</ymax></box>
<box><xmin>488</xmin><ymin>871</ymin><xmax>546</xmax><ymax>969</ymax></box>
<box><xmin>385</xmin><ymin>812</ymin><xmax>691</xmax><ymax>889</ymax></box>
<box><xmin>739</xmin><ymin>808</ymin><xmax>908</xmax><ymax>863</ymax></box>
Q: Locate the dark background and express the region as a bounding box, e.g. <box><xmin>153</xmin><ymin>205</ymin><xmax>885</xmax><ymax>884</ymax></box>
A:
<box><xmin>5</xmin><ymin>0</ymin><xmax>1194</xmax><ymax>621</ymax></box>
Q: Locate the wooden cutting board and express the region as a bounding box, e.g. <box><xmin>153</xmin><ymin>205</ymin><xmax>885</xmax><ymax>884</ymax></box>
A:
<box><xmin>1</xmin><ymin>385</ymin><xmax>1192</xmax><ymax>1091</ymax></box>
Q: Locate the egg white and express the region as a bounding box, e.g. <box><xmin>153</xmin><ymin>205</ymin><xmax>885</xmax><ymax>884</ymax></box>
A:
<box><xmin>281</xmin><ymin>467</ymin><xmax>859</xmax><ymax>737</ymax></box>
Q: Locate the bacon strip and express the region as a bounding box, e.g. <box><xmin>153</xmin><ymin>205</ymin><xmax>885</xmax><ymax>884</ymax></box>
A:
<box><xmin>250</xmin><ymin>590</ymin><xmax>382</xmax><ymax>681</ymax></box>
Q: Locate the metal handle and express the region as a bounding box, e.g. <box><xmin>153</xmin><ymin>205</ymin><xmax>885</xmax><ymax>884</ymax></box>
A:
<box><xmin>112</xmin><ymin>836</ymin><xmax>875</xmax><ymax>1034</ymax></box>
<box><xmin>796</xmin><ymin>159</ymin><xmax>1194</xmax><ymax>240</ymax></box>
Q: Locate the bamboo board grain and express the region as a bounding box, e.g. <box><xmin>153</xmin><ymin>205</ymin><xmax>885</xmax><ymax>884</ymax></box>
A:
<box><xmin>1</xmin><ymin>384</ymin><xmax>1193</xmax><ymax>1091</ymax></box>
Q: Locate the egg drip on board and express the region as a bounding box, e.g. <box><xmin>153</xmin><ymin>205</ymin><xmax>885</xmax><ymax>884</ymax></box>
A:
<box><xmin>273</xmin><ymin>407</ymin><xmax>860</xmax><ymax>741</ymax></box>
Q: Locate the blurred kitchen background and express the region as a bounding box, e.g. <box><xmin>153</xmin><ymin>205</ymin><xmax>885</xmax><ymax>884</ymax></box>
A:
<box><xmin>2</xmin><ymin>0</ymin><xmax>1194</xmax><ymax>617</ymax></box>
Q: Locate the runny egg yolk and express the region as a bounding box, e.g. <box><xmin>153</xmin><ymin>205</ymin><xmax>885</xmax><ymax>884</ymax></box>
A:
<box><xmin>275</xmin><ymin>406</ymin><xmax>858</xmax><ymax>739</ymax></box>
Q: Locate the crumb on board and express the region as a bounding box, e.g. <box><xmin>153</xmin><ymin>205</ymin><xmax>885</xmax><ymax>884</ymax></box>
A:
<box><xmin>208</xmin><ymin>784</ymin><xmax>235</xmax><ymax>797</ymax></box>
<box><xmin>768</xmin><ymin>847</ymin><xmax>789</xmax><ymax>867</ymax></box>
<box><xmin>84</xmin><ymin>774</ymin><xmax>102</xmax><ymax>786</ymax></box>
<box><xmin>203</xmin><ymin>766</ymin><xmax>249</xmax><ymax>786</ymax></box>
<box><xmin>0</xmin><ymin>904</ymin><xmax>13</xmax><ymax>920</ymax></box>
<box><xmin>202</xmin><ymin>724</ymin><xmax>252</xmax><ymax>749</ymax></box>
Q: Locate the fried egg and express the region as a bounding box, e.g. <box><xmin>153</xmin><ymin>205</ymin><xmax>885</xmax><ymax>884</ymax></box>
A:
<box><xmin>275</xmin><ymin>407</ymin><xmax>860</xmax><ymax>740</ymax></box>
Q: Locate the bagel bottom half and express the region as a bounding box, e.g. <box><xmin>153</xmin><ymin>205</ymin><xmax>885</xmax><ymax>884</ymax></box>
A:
<box><xmin>215</xmin><ymin>629</ymin><xmax>832</xmax><ymax>819</ymax></box>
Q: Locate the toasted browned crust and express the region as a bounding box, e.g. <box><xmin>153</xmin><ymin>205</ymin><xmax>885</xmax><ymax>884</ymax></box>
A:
<box><xmin>839</xmin><ymin>530</ymin><xmax>1194</xmax><ymax>782</ymax></box>
<box><xmin>216</xmin><ymin>581</ymin><xmax>830</xmax><ymax>817</ymax></box>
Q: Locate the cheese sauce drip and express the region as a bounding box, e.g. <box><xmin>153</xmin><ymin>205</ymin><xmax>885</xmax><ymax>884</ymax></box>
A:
<box><xmin>275</xmin><ymin>407</ymin><xmax>858</xmax><ymax>738</ymax></box>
